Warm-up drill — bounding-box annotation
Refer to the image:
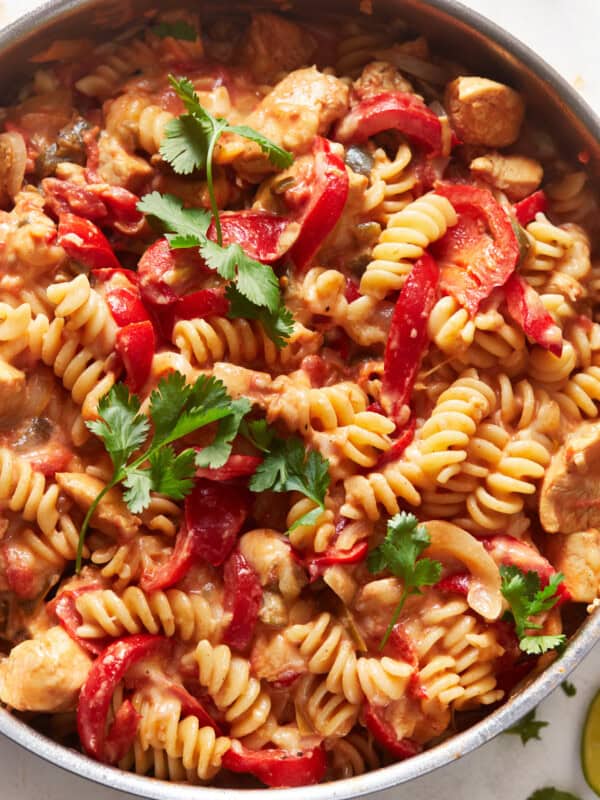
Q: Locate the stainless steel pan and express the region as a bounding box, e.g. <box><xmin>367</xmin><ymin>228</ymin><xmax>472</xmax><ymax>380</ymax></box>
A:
<box><xmin>0</xmin><ymin>1</ymin><xmax>599</xmax><ymax>796</ymax></box>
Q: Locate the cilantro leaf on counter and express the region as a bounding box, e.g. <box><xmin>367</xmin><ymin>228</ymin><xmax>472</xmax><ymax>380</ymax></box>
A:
<box><xmin>561</xmin><ymin>681</ymin><xmax>577</xmax><ymax>697</ymax></box>
<box><xmin>368</xmin><ymin>512</ymin><xmax>442</xmax><ymax>650</ymax></box>
<box><xmin>76</xmin><ymin>372</ymin><xmax>249</xmax><ymax>571</ymax></box>
<box><xmin>526</xmin><ymin>789</ymin><xmax>581</xmax><ymax>800</ymax></box>
<box><xmin>151</xmin><ymin>20</ymin><xmax>198</xmax><ymax>40</ymax></box>
<box><xmin>500</xmin><ymin>566</ymin><xmax>566</xmax><ymax>655</ymax></box>
<box><xmin>505</xmin><ymin>708</ymin><xmax>548</xmax><ymax>745</ymax></box>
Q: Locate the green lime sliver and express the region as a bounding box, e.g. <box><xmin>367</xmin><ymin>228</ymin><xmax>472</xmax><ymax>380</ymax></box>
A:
<box><xmin>582</xmin><ymin>689</ymin><xmax>600</xmax><ymax>796</ymax></box>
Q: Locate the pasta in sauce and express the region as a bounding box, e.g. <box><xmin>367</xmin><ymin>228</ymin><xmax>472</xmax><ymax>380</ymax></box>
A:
<box><xmin>0</xmin><ymin>7</ymin><xmax>598</xmax><ymax>789</ymax></box>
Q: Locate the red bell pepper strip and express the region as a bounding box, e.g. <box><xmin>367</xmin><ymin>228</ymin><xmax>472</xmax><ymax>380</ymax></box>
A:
<box><xmin>166</xmin><ymin>683</ymin><xmax>221</xmax><ymax>733</ymax></box>
<box><xmin>104</xmin><ymin>699</ymin><xmax>140</xmax><ymax>764</ymax></box>
<box><xmin>115</xmin><ymin>320</ymin><xmax>155</xmax><ymax>393</ymax></box>
<box><xmin>344</xmin><ymin>277</ymin><xmax>361</xmax><ymax>303</ymax></box>
<box><xmin>376</xmin><ymin>417</ymin><xmax>416</xmax><ymax>469</ymax></box>
<box><xmin>334</xmin><ymin>91</ymin><xmax>445</xmax><ymax>155</ymax></box>
<box><xmin>380</xmin><ymin>253</ymin><xmax>438</xmax><ymax>423</ymax></box>
<box><xmin>140</xmin><ymin>480</ymin><xmax>250</xmax><ymax>591</ymax></box>
<box><xmin>513</xmin><ymin>190</ymin><xmax>547</xmax><ymax>226</ymax></box>
<box><xmin>91</xmin><ymin>185</ymin><xmax>144</xmax><ymax>234</ymax></box>
<box><xmin>289</xmin><ymin>137</ymin><xmax>349</xmax><ymax>271</ymax></box>
<box><xmin>433</xmin><ymin>182</ymin><xmax>520</xmax><ymax>316</ymax></box>
<box><xmin>77</xmin><ymin>634</ymin><xmax>167</xmax><ymax>764</ymax></box>
<box><xmin>482</xmin><ymin>534</ymin><xmax>571</xmax><ymax>605</ymax></box>
<box><xmin>195</xmin><ymin>453</ymin><xmax>262</xmax><ymax>482</ymax></box>
<box><xmin>504</xmin><ymin>273</ymin><xmax>563</xmax><ymax>356</ymax></box>
<box><xmin>222</xmin><ymin>550</ymin><xmax>263</xmax><ymax>652</ymax></box>
<box><xmin>222</xmin><ymin>741</ymin><xmax>327</xmax><ymax>788</ymax></box>
<box><xmin>364</xmin><ymin>703</ymin><xmax>422</xmax><ymax>760</ymax></box>
<box><xmin>92</xmin><ymin>267</ymin><xmax>138</xmax><ymax>285</ymax></box>
<box><xmin>106</xmin><ymin>286</ymin><xmax>151</xmax><ymax>327</ymax></box>
<box><xmin>138</xmin><ymin>238</ymin><xmax>180</xmax><ymax>309</ymax></box>
<box><xmin>435</xmin><ymin>572</ymin><xmax>471</xmax><ymax>597</ymax></box>
<box><xmin>43</xmin><ymin>178</ymin><xmax>108</xmax><ymax>220</ymax></box>
<box><xmin>208</xmin><ymin>210</ymin><xmax>293</xmax><ymax>264</ymax></box>
<box><xmin>51</xmin><ymin>584</ymin><xmax>112</xmax><ymax>656</ymax></box>
<box><xmin>175</xmin><ymin>287</ymin><xmax>230</xmax><ymax>322</ymax></box>
<box><xmin>300</xmin><ymin>540</ymin><xmax>368</xmax><ymax>582</ymax></box>
<box><xmin>57</xmin><ymin>212</ymin><xmax>121</xmax><ymax>270</ymax></box>
<box><xmin>384</xmin><ymin>624</ymin><xmax>418</xmax><ymax>668</ymax></box>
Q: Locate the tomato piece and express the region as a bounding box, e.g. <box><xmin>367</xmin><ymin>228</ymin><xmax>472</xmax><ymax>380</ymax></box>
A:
<box><xmin>91</xmin><ymin>184</ymin><xmax>144</xmax><ymax>234</ymax></box>
<box><xmin>364</xmin><ymin>704</ymin><xmax>421</xmax><ymax>760</ymax></box>
<box><xmin>335</xmin><ymin>91</ymin><xmax>446</xmax><ymax>155</ymax></box>
<box><xmin>2</xmin><ymin>540</ymin><xmax>41</xmax><ymax>599</ymax></box>
<box><xmin>344</xmin><ymin>277</ymin><xmax>361</xmax><ymax>303</ymax></box>
<box><xmin>138</xmin><ymin>238</ymin><xmax>180</xmax><ymax>308</ymax></box>
<box><xmin>195</xmin><ymin>453</ymin><xmax>262</xmax><ymax>482</ymax></box>
<box><xmin>106</xmin><ymin>286</ymin><xmax>151</xmax><ymax>327</ymax></box>
<box><xmin>375</xmin><ymin>417</ymin><xmax>416</xmax><ymax>468</ymax></box>
<box><xmin>115</xmin><ymin>320</ymin><xmax>155</xmax><ymax>393</ymax></box>
<box><xmin>51</xmin><ymin>584</ymin><xmax>112</xmax><ymax>655</ymax></box>
<box><xmin>222</xmin><ymin>740</ymin><xmax>327</xmax><ymax>788</ymax></box>
<box><xmin>175</xmin><ymin>287</ymin><xmax>230</xmax><ymax>322</ymax></box>
<box><xmin>513</xmin><ymin>189</ymin><xmax>548</xmax><ymax>226</ymax></box>
<box><xmin>43</xmin><ymin>177</ymin><xmax>108</xmax><ymax>220</ymax></box>
<box><xmin>104</xmin><ymin>699</ymin><xmax>140</xmax><ymax>763</ymax></box>
<box><xmin>28</xmin><ymin>443</ymin><xmax>73</xmax><ymax>476</ymax></box>
<box><xmin>381</xmin><ymin>253</ymin><xmax>438</xmax><ymax>423</ymax></box>
<box><xmin>208</xmin><ymin>210</ymin><xmax>293</xmax><ymax>264</ymax></box>
<box><xmin>57</xmin><ymin>212</ymin><xmax>121</xmax><ymax>270</ymax></box>
<box><xmin>139</xmin><ymin>523</ymin><xmax>196</xmax><ymax>592</ymax></box>
<box><xmin>92</xmin><ymin>267</ymin><xmax>138</xmax><ymax>285</ymax></box>
<box><xmin>166</xmin><ymin>683</ymin><xmax>221</xmax><ymax>733</ymax></box>
<box><xmin>77</xmin><ymin>634</ymin><xmax>168</xmax><ymax>763</ymax></box>
<box><xmin>290</xmin><ymin>137</ymin><xmax>349</xmax><ymax>271</ymax></box>
<box><xmin>433</xmin><ymin>183</ymin><xmax>520</xmax><ymax>315</ymax></box>
<box><xmin>435</xmin><ymin>572</ymin><xmax>471</xmax><ymax>596</ymax></box>
<box><xmin>222</xmin><ymin>550</ymin><xmax>263</xmax><ymax>652</ymax></box>
<box><xmin>504</xmin><ymin>273</ymin><xmax>563</xmax><ymax>356</ymax></box>
<box><xmin>299</xmin><ymin>540</ymin><xmax>368</xmax><ymax>582</ymax></box>
<box><xmin>184</xmin><ymin>479</ymin><xmax>251</xmax><ymax>567</ymax></box>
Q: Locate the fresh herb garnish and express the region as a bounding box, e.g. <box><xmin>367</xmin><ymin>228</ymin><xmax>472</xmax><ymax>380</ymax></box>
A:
<box><xmin>505</xmin><ymin>708</ymin><xmax>548</xmax><ymax>745</ymax></box>
<box><xmin>150</xmin><ymin>20</ymin><xmax>198</xmax><ymax>41</ymax></box>
<box><xmin>500</xmin><ymin>565</ymin><xmax>566</xmax><ymax>655</ymax></box>
<box><xmin>137</xmin><ymin>191</ymin><xmax>293</xmax><ymax>346</ymax></box>
<box><xmin>561</xmin><ymin>680</ymin><xmax>577</xmax><ymax>697</ymax></box>
<box><xmin>160</xmin><ymin>75</ymin><xmax>292</xmax><ymax>244</ymax></box>
<box><xmin>526</xmin><ymin>789</ymin><xmax>581</xmax><ymax>800</ymax></box>
<box><xmin>367</xmin><ymin>513</ymin><xmax>442</xmax><ymax>650</ymax></box>
<box><xmin>77</xmin><ymin>372</ymin><xmax>249</xmax><ymax>570</ymax></box>
<box><xmin>242</xmin><ymin>419</ymin><xmax>330</xmax><ymax>529</ymax></box>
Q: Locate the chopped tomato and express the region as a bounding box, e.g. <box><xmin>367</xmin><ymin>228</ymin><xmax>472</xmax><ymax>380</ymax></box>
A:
<box><xmin>106</xmin><ymin>286</ymin><xmax>151</xmax><ymax>327</ymax></box>
<box><xmin>298</xmin><ymin>540</ymin><xmax>368</xmax><ymax>582</ymax></box>
<box><xmin>504</xmin><ymin>273</ymin><xmax>563</xmax><ymax>356</ymax></box>
<box><xmin>57</xmin><ymin>212</ymin><xmax>121</xmax><ymax>270</ymax></box>
<box><xmin>364</xmin><ymin>703</ymin><xmax>422</xmax><ymax>759</ymax></box>
<box><xmin>51</xmin><ymin>584</ymin><xmax>111</xmax><ymax>655</ymax></box>
<box><xmin>513</xmin><ymin>190</ymin><xmax>547</xmax><ymax>226</ymax></box>
<box><xmin>175</xmin><ymin>287</ymin><xmax>230</xmax><ymax>321</ymax></box>
<box><xmin>208</xmin><ymin>210</ymin><xmax>293</xmax><ymax>263</ymax></box>
<box><xmin>222</xmin><ymin>550</ymin><xmax>263</xmax><ymax>652</ymax></box>
<box><xmin>376</xmin><ymin>417</ymin><xmax>416</xmax><ymax>468</ymax></box>
<box><xmin>223</xmin><ymin>740</ymin><xmax>327</xmax><ymax>787</ymax></box>
<box><xmin>115</xmin><ymin>320</ymin><xmax>155</xmax><ymax>393</ymax></box>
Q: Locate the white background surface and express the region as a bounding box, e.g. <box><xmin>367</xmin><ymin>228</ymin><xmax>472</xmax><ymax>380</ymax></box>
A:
<box><xmin>0</xmin><ymin>0</ymin><xmax>599</xmax><ymax>798</ymax></box>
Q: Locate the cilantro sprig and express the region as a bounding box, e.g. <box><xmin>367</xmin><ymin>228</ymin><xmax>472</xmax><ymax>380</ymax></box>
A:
<box><xmin>527</xmin><ymin>790</ymin><xmax>581</xmax><ymax>800</ymax></box>
<box><xmin>368</xmin><ymin>513</ymin><xmax>442</xmax><ymax>650</ymax></box>
<box><xmin>505</xmin><ymin>708</ymin><xmax>548</xmax><ymax>745</ymax></box>
<box><xmin>242</xmin><ymin>420</ymin><xmax>330</xmax><ymax>530</ymax></box>
<box><xmin>150</xmin><ymin>20</ymin><xmax>198</xmax><ymax>40</ymax></box>
<box><xmin>500</xmin><ymin>565</ymin><xmax>566</xmax><ymax>655</ymax></box>
<box><xmin>160</xmin><ymin>75</ymin><xmax>293</xmax><ymax>245</ymax></box>
<box><xmin>561</xmin><ymin>680</ymin><xmax>577</xmax><ymax>697</ymax></box>
<box><xmin>76</xmin><ymin>372</ymin><xmax>249</xmax><ymax>570</ymax></box>
<box><xmin>137</xmin><ymin>191</ymin><xmax>293</xmax><ymax>346</ymax></box>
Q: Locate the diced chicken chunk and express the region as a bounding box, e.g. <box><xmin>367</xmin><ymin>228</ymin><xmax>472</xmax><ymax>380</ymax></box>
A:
<box><xmin>0</xmin><ymin>361</ymin><xmax>26</xmax><ymax>418</ymax></box>
<box><xmin>445</xmin><ymin>76</ymin><xmax>525</xmax><ymax>147</ymax></box>
<box><xmin>251</xmin><ymin>630</ymin><xmax>306</xmax><ymax>684</ymax></box>
<box><xmin>470</xmin><ymin>152</ymin><xmax>543</xmax><ymax>201</ymax></box>
<box><xmin>216</xmin><ymin>67</ymin><xmax>349</xmax><ymax>179</ymax></box>
<box><xmin>56</xmin><ymin>472</ymin><xmax>139</xmax><ymax>540</ymax></box>
<box><xmin>238</xmin><ymin>13</ymin><xmax>317</xmax><ymax>84</ymax></box>
<box><xmin>97</xmin><ymin>133</ymin><xmax>152</xmax><ymax>191</ymax></box>
<box><xmin>547</xmin><ymin>530</ymin><xmax>600</xmax><ymax>602</ymax></box>
<box><xmin>540</xmin><ymin>421</ymin><xmax>600</xmax><ymax>534</ymax></box>
<box><xmin>0</xmin><ymin>626</ymin><xmax>92</xmax><ymax>712</ymax></box>
<box><xmin>239</xmin><ymin>528</ymin><xmax>306</xmax><ymax>600</ymax></box>
<box><xmin>353</xmin><ymin>61</ymin><xmax>413</xmax><ymax>100</ymax></box>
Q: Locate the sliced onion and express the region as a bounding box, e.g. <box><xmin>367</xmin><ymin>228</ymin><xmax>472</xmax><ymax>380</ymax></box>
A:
<box><xmin>0</xmin><ymin>131</ymin><xmax>27</xmax><ymax>201</ymax></box>
<box><xmin>375</xmin><ymin>47</ymin><xmax>450</xmax><ymax>85</ymax></box>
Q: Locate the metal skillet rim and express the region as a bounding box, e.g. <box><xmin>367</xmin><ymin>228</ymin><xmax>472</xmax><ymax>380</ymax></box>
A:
<box><xmin>0</xmin><ymin>0</ymin><xmax>599</xmax><ymax>796</ymax></box>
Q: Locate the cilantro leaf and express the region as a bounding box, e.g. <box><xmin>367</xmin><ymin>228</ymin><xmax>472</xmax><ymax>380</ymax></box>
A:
<box><xmin>505</xmin><ymin>708</ymin><xmax>548</xmax><ymax>745</ymax></box>
<box><xmin>137</xmin><ymin>192</ymin><xmax>210</xmax><ymax>238</ymax></box>
<box><xmin>195</xmin><ymin>397</ymin><xmax>251</xmax><ymax>469</ymax></box>
<box><xmin>527</xmin><ymin>789</ymin><xmax>581</xmax><ymax>800</ymax></box>
<box><xmin>122</xmin><ymin>467</ymin><xmax>154</xmax><ymax>514</ymax></box>
<box><xmin>202</xmin><ymin>242</ymin><xmax>280</xmax><ymax>313</ymax></box>
<box><xmin>227</xmin><ymin>286</ymin><xmax>294</xmax><ymax>349</ymax></box>
<box><xmin>151</xmin><ymin>20</ymin><xmax>198</xmax><ymax>40</ymax></box>
<box><xmin>500</xmin><ymin>565</ymin><xmax>566</xmax><ymax>654</ymax></box>
<box><xmin>86</xmin><ymin>384</ymin><xmax>150</xmax><ymax>474</ymax></box>
<box><xmin>160</xmin><ymin>115</ymin><xmax>210</xmax><ymax>175</ymax></box>
<box><xmin>147</xmin><ymin>446</ymin><xmax>197</xmax><ymax>499</ymax></box>
<box><xmin>227</xmin><ymin>124</ymin><xmax>294</xmax><ymax>169</ymax></box>
<box><xmin>561</xmin><ymin>680</ymin><xmax>577</xmax><ymax>697</ymax></box>
<box><xmin>240</xmin><ymin>419</ymin><xmax>274</xmax><ymax>452</ymax></box>
<box><xmin>200</xmin><ymin>239</ymin><xmax>239</xmax><ymax>281</ymax></box>
<box><xmin>368</xmin><ymin>513</ymin><xmax>442</xmax><ymax>649</ymax></box>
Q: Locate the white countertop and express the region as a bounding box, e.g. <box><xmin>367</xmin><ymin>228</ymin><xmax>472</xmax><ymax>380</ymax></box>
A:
<box><xmin>1</xmin><ymin>1</ymin><xmax>599</xmax><ymax>798</ymax></box>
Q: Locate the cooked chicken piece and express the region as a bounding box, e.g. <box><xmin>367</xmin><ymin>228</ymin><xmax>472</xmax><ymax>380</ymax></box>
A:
<box><xmin>353</xmin><ymin>61</ymin><xmax>413</xmax><ymax>100</ymax></box>
<box><xmin>470</xmin><ymin>152</ymin><xmax>543</xmax><ymax>201</ymax></box>
<box><xmin>0</xmin><ymin>361</ymin><xmax>26</xmax><ymax>418</ymax></box>
<box><xmin>97</xmin><ymin>132</ymin><xmax>152</xmax><ymax>190</ymax></box>
<box><xmin>238</xmin><ymin>13</ymin><xmax>317</xmax><ymax>84</ymax></box>
<box><xmin>216</xmin><ymin>67</ymin><xmax>349</xmax><ymax>179</ymax></box>
<box><xmin>55</xmin><ymin>472</ymin><xmax>139</xmax><ymax>540</ymax></box>
<box><xmin>445</xmin><ymin>76</ymin><xmax>525</xmax><ymax>147</ymax></box>
<box><xmin>0</xmin><ymin>626</ymin><xmax>92</xmax><ymax>712</ymax></box>
<box><xmin>546</xmin><ymin>529</ymin><xmax>600</xmax><ymax>602</ymax></box>
<box><xmin>239</xmin><ymin>528</ymin><xmax>306</xmax><ymax>600</ymax></box>
<box><xmin>353</xmin><ymin>577</ymin><xmax>402</xmax><ymax>644</ymax></box>
<box><xmin>251</xmin><ymin>630</ymin><xmax>306</xmax><ymax>684</ymax></box>
<box><xmin>540</xmin><ymin>421</ymin><xmax>600</xmax><ymax>534</ymax></box>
